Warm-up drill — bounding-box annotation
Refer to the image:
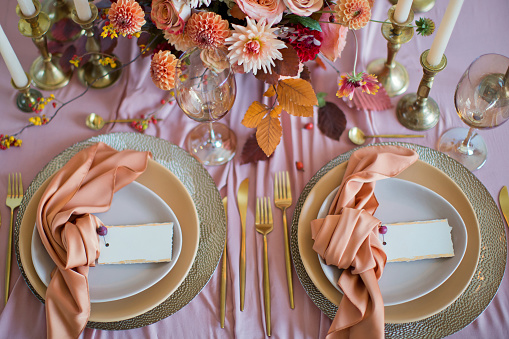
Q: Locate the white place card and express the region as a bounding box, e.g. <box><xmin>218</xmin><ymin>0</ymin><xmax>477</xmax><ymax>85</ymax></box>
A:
<box><xmin>97</xmin><ymin>222</ymin><xmax>173</xmax><ymax>265</ymax></box>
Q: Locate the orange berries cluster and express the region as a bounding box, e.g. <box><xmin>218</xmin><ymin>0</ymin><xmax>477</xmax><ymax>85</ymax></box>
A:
<box><xmin>0</xmin><ymin>134</ymin><xmax>22</xmax><ymax>150</ymax></box>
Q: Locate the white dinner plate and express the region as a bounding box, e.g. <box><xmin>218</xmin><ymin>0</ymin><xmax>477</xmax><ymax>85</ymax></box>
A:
<box><xmin>31</xmin><ymin>181</ymin><xmax>183</xmax><ymax>303</ymax></box>
<box><xmin>317</xmin><ymin>178</ymin><xmax>467</xmax><ymax>306</ymax></box>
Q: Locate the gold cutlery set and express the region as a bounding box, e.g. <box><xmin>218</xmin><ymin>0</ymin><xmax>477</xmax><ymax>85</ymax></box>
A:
<box><xmin>221</xmin><ymin>172</ymin><xmax>294</xmax><ymax>336</ymax></box>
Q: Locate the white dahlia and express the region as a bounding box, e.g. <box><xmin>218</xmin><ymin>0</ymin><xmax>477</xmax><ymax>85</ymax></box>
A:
<box><xmin>225</xmin><ymin>18</ymin><xmax>286</xmax><ymax>75</ymax></box>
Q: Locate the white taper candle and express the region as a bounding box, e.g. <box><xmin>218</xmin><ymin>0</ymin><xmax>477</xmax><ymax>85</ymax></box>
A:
<box><xmin>0</xmin><ymin>24</ymin><xmax>29</xmax><ymax>88</ymax></box>
<box><xmin>73</xmin><ymin>0</ymin><xmax>92</xmax><ymax>21</ymax></box>
<box><xmin>16</xmin><ymin>0</ymin><xmax>36</xmax><ymax>16</ymax></box>
<box><xmin>394</xmin><ymin>0</ymin><xmax>413</xmax><ymax>24</ymax></box>
<box><xmin>427</xmin><ymin>0</ymin><xmax>465</xmax><ymax>66</ymax></box>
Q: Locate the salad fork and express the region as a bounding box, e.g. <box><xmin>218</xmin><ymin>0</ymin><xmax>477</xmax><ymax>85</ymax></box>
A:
<box><xmin>274</xmin><ymin>171</ymin><xmax>294</xmax><ymax>309</ymax></box>
<box><xmin>255</xmin><ymin>197</ymin><xmax>273</xmax><ymax>337</ymax></box>
<box><xmin>5</xmin><ymin>173</ymin><xmax>23</xmax><ymax>304</ymax></box>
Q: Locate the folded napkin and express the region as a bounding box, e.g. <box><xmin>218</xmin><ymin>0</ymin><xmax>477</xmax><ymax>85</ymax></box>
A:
<box><xmin>36</xmin><ymin>142</ymin><xmax>152</xmax><ymax>339</ymax></box>
<box><xmin>311</xmin><ymin>145</ymin><xmax>418</xmax><ymax>339</ymax></box>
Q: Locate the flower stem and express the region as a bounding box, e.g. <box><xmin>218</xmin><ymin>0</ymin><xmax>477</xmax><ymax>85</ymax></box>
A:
<box><xmin>318</xmin><ymin>53</ymin><xmax>341</xmax><ymax>74</ymax></box>
<box><xmin>352</xmin><ymin>30</ymin><xmax>358</xmax><ymax>75</ymax></box>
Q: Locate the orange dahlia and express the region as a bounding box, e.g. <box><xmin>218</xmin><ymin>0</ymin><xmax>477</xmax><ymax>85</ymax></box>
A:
<box><xmin>150</xmin><ymin>50</ymin><xmax>178</xmax><ymax>90</ymax></box>
<box><xmin>185</xmin><ymin>12</ymin><xmax>230</xmax><ymax>49</ymax></box>
<box><xmin>163</xmin><ymin>30</ymin><xmax>195</xmax><ymax>52</ymax></box>
<box><xmin>108</xmin><ymin>0</ymin><xmax>146</xmax><ymax>36</ymax></box>
<box><xmin>334</xmin><ymin>0</ymin><xmax>371</xmax><ymax>30</ymax></box>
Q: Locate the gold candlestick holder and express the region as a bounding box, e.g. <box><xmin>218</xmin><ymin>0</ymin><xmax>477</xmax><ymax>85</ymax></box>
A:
<box><xmin>396</xmin><ymin>49</ymin><xmax>447</xmax><ymax>131</ymax></box>
<box><xmin>16</xmin><ymin>0</ymin><xmax>72</xmax><ymax>90</ymax></box>
<box><xmin>12</xmin><ymin>73</ymin><xmax>43</xmax><ymax>113</ymax></box>
<box><xmin>388</xmin><ymin>0</ymin><xmax>436</xmax><ymax>13</ymax></box>
<box><xmin>44</xmin><ymin>0</ymin><xmax>82</xmax><ymax>42</ymax></box>
<box><xmin>71</xmin><ymin>4</ymin><xmax>122</xmax><ymax>89</ymax></box>
<box><xmin>366</xmin><ymin>6</ymin><xmax>414</xmax><ymax>97</ymax></box>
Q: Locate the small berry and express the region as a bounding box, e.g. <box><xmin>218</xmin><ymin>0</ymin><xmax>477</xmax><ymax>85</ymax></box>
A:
<box><xmin>304</xmin><ymin>122</ymin><xmax>314</xmax><ymax>130</ymax></box>
<box><xmin>160</xmin><ymin>99</ymin><xmax>166</xmax><ymax>105</ymax></box>
<box><xmin>97</xmin><ymin>226</ymin><xmax>108</xmax><ymax>236</ymax></box>
<box><xmin>52</xmin><ymin>102</ymin><xmax>57</xmax><ymax>108</ymax></box>
<box><xmin>295</xmin><ymin>161</ymin><xmax>304</xmax><ymax>171</ymax></box>
<box><xmin>379</xmin><ymin>225</ymin><xmax>388</xmax><ymax>235</ymax></box>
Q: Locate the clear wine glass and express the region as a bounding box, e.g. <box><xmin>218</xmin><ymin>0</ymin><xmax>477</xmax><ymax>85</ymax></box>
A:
<box><xmin>175</xmin><ymin>47</ymin><xmax>237</xmax><ymax>166</ymax></box>
<box><xmin>438</xmin><ymin>53</ymin><xmax>509</xmax><ymax>171</ymax></box>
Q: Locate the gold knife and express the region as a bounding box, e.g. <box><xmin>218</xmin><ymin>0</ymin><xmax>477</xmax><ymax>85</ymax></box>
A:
<box><xmin>499</xmin><ymin>186</ymin><xmax>509</xmax><ymax>227</ymax></box>
<box><xmin>237</xmin><ymin>178</ymin><xmax>249</xmax><ymax>311</ymax></box>
<box><xmin>220</xmin><ymin>197</ymin><xmax>228</xmax><ymax>328</ymax></box>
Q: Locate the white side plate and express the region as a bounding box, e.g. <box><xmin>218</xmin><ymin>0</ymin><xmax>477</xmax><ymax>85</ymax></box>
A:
<box><xmin>317</xmin><ymin>178</ymin><xmax>467</xmax><ymax>306</ymax></box>
<box><xmin>31</xmin><ymin>181</ymin><xmax>183</xmax><ymax>303</ymax></box>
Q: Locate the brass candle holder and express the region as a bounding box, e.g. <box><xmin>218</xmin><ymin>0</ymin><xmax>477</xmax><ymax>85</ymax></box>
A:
<box><xmin>396</xmin><ymin>49</ymin><xmax>447</xmax><ymax>131</ymax></box>
<box><xmin>366</xmin><ymin>6</ymin><xmax>414</xmax><ymax>97</ymax></box>
<box><xmin>388</xmin><ymin>0</ymin><xmax>436</xmax><ymax>13</ymax></box>
<box><xmin>71</xmin><ymin>4</ymin><xmax>122</xmax><ymax>89</ymax></box>
<box><xmin>16</xmin><ymin>0</ymin><xmax>72</xmax><ymax>90</ymax></box>
<box><xmin>44</xmin><ymin>0</ymin><xmax>82</xmax><ymax>42</ymax></box>
<box><xmin>12</xmin><ymin>73</ymin><xmax>43</xmax><ymax>113</ymax></box>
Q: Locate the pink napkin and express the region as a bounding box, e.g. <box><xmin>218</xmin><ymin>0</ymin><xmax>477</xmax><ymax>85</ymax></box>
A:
<box><xmin>311</xmin><ymin>146</ymin><xmax>418</xmax><ymax>339</ymax></box>
<box><xmin>36</xmin><ymin>142</ymin><xmax>152</xmax><ymax>339</ymax></box>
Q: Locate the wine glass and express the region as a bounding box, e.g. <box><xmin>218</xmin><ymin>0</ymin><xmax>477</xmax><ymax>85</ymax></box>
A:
<box><xmin>174</xmin><ymin>47</ymin><xmax>237</xmax><ymax>166</ymax></box>
<box><xmin>438</xmin><ymin>53</ymin><xmax>509</xmax><ymax>171</ymax></box>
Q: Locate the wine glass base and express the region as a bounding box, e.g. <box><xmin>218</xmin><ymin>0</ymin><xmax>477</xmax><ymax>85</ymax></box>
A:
<box><xmin>186</xmin><ymin>122</ymin><xmax>237</xmax><ymax>166</ymax></box>
<box><xmin>437</xmin><ymin>127</ymin><xmax>487</xmax><ymax>171</ymax></box>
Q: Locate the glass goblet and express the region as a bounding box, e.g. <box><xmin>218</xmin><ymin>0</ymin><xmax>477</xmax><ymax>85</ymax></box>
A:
<box><xmin>438</xmin><ymin>53</ymin><xmax>509</xmax><ymax>171</ymax></box>
<box><xmin>175</xmin><ymin>47</ymin><xmax>237</xmax><ymax>166</ymax></box>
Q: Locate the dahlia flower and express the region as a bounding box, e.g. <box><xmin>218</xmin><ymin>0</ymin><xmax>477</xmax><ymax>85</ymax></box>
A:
<box><xmin>185</xmin><ymin>12</ymin><xmax>230</xmax><ymax>49</ymax></box>
<box><xmin>108</xmin><ymin>0</ymin><xmax>146</xmax><ymax>36</ymax></box>
<box><xmin>225</xmin><ymin>18</ymin><xmax>286</xmax><ymax>75</ymax></box>
<box><xmin>150</xmin><ymin>50</ymin><xmax>178</xmax><ymax>90</ymax></box>
<box><xmin>164</xmin><ymin>30</ymin><xmax>195</xmax><ymax>52</ymax></box>
<box><xmin>334</xmin><ymin>0</ymin><xmax>372</xmax><ymax>30</ymax></box>
<box><xmin>336</xmin><ymin>72</ymin><xmax>379</xmax><ymax>100</ymax></box>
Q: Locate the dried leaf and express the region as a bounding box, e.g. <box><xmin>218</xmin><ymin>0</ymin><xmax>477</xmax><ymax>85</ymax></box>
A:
<box><xmin>318</xmin><ymin>101</ymin><xmax>347</xmax><ymax>140</ymax></box>
<box><xmin>264</xmin><ymin>86</ymin><xmax>276</xmax><ymax>97</ymax></box>
<box><xmin>256</xmin><ymin>112</ymin><xmax>283</xmax><ymax>156</ymax></box>
<box><xmin>270</xmin><ymin>105</ymin><xmax>283</xmax><ymax>118</ymax></box>
<box><xmin>351</xmin><ymin>86</ymin><xmax>393</xmax><ymax>112</ymax></box>
<box><xmin>59</xmin><ymin>45</ymin><xmax>77</xmax><ymax>74</ymax></box>
<box><xmin>255</xmin><ymin>70</ymin><xmax>279</xmax><ymax>85</ymax></box>
<box><xmin>273</xmin><ymin>45</ymin><xmax>300</xmax><ymax>77</ymax></box>
<box><xmin>240</xmin><ymin>133</ymin><xmax>273</xmax><ymax>164</ymax></box>
<box><xmin>242</xmin><ymin>101</ymin><xmax>270</xmax><ymax>128</ymax></box>
<box><xmin>277</xmin><ymin>78</ymin><xmax>318</xmax><ymax>107</ymax></box>
<box><xmin>281</xmin><ymin>102</ymin><xmax>314</xmax><ymax>117</ymax></box>
<box><xmin>300</xmin><ymin>65</ymin><xmax>311</xmax><ymax>82</ymax></box>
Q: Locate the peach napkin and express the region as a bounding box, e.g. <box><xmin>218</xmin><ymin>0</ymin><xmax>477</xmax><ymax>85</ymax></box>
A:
<box><xmin>36</xmin><ymin>142</ymin><xmax>152</xmax><ymax>339</ymax></box>
<box><xmin>311</xmin><ymin>146</ymin><xmax>418</xmax><ymax>339</ymax></box>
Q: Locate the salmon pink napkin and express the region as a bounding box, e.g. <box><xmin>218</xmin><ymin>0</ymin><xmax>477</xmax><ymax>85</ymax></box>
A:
<box><xmin>311</xmin><ymin>146</ymin><xmax>418</xmax><ymax>339</ymax></box>
<box><xmin>36</xmin><ymin>142</ymin><xmax>152</xmax><ymax>339</ymax></box>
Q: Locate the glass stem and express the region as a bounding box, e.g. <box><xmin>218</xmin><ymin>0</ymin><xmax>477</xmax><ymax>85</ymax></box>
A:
<box><xmin>458</xmin><ymin>127</ymin><xmax>476</xmax><ymax>155</ymax></box>
<box><xmin>209</xmin><ymin>122</ymin><xmax>217</xmax><ymax>146</ymax></box>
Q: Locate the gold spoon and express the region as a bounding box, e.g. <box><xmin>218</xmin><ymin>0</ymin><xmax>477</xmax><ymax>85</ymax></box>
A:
<box><xmin>348</xmin><ymin>127</ymin><xmax>425</xmax><ymax>145</ymax></box>
<box><xmin>86</xmin><ymin>113</ymin><xmax>159</xmax><ymax>130</ymax></box>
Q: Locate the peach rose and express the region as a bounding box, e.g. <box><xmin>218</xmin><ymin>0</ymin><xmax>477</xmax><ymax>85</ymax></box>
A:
<box><xmin>283</xmin><ymin>0</ymin><xmax>323</xmax><ymax>17</ymax></box>
<box><xmin>236</xmin><ymin>0</ymin><xmax>286</xmax><ymax>24</ymax></box>
<box><xmin>151</xmin><ymin>0</ymin><xmax>191</xmax><ymax>35</ymax></box>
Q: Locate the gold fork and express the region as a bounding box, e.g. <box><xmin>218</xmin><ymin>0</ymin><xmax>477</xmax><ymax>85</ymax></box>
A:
<box><xmin>255</xmin><ymin>197</ymin><xmax>273</xmax><ymax>337</ymax></box>
<box><xmin>5</xmin><ymin>173</ymin><xmax>23</xmax><ymax>305</ymax></box>
<box><xmin>274</xmin><ymin>171</ymin><xmax>294</xmax><ymax>309</ymax></box>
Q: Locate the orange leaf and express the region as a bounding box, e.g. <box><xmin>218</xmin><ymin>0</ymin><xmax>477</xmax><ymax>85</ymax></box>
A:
<box><xmin>277</xmin><ymin>78</ymin><xmax>318</xmax><ymax>108</ymax></box>
<box><xmin>270</xmin><ymin>105</ymin><xmax>283</xmax><ymax>118</ymax></box>
<box><xmin>256</xmin><ymin>112</ymin><xmax>282</xmax><ymax>157</ymax></box>
<box><xmin>281</xmin><ymin>102</ymin><xmax>314</xmax><ymax>117</ymax></box>
<box><xmin>242</xmin><ymin>101</ymin><xmax>270</xmax><ymax>128</ymax></box>
<box><xmin>264</xmin><ymin>85</ymin><xmax>276</xmax><ymax>97</ymax></box>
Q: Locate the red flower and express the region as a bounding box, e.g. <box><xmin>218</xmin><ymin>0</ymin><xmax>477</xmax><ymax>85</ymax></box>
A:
<box><xmin>336</xmin><ymin>72</ymin><xmax>379</xmax><ymax>100</ymax></box>
<box><xmin>283</xmin><ymin>24</ymin><xmax>322</xmax><ymax>62</ymax></box>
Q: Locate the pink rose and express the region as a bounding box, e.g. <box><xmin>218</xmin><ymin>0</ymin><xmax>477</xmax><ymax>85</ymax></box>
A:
<box><xmin>151</xmin><ymin>0</ymin><xmax>191</xmax><ymax>35</ymax></box>
<box><xmin>236</xmin><ymin>0</ymin><xmax>286</xmax><ymax>24</ymax></box>
<box><xmin>283</xmin><ymin>0</ymin><xmax>323</xmax><ymax>17</ymax></box>
<box><xmin>319</xmin><ymin>11</ymin><xmax>349</xmax><ymax>62</ymax></box>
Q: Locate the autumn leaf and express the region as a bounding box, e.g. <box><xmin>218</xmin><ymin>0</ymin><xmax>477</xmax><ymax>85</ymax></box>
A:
<box><xmin>240</xmin><ymin>133</ymin><xmax>273</xmax><ymax>164</ymax></box>
<box><xmin>264</xmin><ymin>86</ymin><xmax>276</xmax><ymax>97</ymax></box>
<box><xmin>277</xmin><ymin>78</ymin><xmax>318</xmax><ymax>108</ymax></box>
<box><xmin>273</xmin><ymin>44</ymin><xmax>300</xmax><ymax>77</ymax></box>
<box><xmin>255</xmin><ymin>70</ymin><xmax>279</xmax><ymax>85</ymax></box>
<box><xmin>242</xmin><ymin>101</ymin><xmax>270</xmax><ymax>128</ymax></box>
<box><xmin>256</xmin><ymin>109</ymin><xmax>283</xmax><ymax>156</ymax></box>
<box><xmin>281</xmin><ymin>101</ymin><xmax>314</xmax><ymax>117</ymax></box>
<box><xmin>318</xmin><ymin>101</ymin><xmax>347</xmax><ymax>140</ymax></box>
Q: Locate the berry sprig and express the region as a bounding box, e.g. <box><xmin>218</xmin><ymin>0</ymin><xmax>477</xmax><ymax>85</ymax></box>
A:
<box><xmin>130</xmin><ymin>114</ymin><xmax>159</xmax><ymax>132</ymax></box>
<box><xmin>30</xmin><ymin>94</ymin><xmax>56</xmax><ymax>114</ymax></box>
<box><xmin>29</xmin><ymin>115</ymin><xmax>49</xmax><ymax>126</ymax></box>
<box><xmin>0</xmin><ymin>134</ymin><xmax>22</xmax><ymax>150</ymax></box>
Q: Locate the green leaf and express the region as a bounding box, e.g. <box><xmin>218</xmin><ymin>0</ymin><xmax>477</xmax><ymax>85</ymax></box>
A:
<box><xmin>286</xmin><ymin>14</ymin><xmax>322</xmax><ymax>32</ymax></box>
<box><xmin>316</xmin><ymin>92</ymin><xmax>327</xmax><ymax>107</ymax></box>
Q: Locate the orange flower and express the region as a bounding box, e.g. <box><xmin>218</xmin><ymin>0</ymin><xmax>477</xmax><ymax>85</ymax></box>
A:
<box><xmin>185</xmin><ymin>12</ymin><xmax>230</xmax><ymax>49</ymax></box>
<box><xmin>108</xmin><ymin>0</ymin><xmax>146</xmax><ymax>36</ymax></box>
<box><xmin>150</xmin><ymin>50</ymin><xmax>178</xmax><ymax>90</ymax></box>
<box><xmin>334</xmin><ymin>0</ymin><xmax>371</xmax><ymax>30</ymax></box>
<box><xmin>163</xmin><ymin>30</ymin><xmax>195</xmax><ymax>52</ymax></box>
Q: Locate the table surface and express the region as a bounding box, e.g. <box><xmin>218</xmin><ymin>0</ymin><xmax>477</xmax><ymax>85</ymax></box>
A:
<box><xmin>1</xmin><ymin>0</ymin><xmax>509</xmax><ymax>338</ymax></box>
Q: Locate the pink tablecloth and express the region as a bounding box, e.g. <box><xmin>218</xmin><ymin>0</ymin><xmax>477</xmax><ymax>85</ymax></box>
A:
<box><xmin>1</xmin><ymin>0</ymin><xmax>509</xmax><ymax>338</ymax></box>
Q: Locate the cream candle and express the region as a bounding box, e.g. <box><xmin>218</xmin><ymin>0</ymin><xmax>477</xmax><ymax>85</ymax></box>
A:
<box><xmin>0</xmin><ymin>24</ymin><xmax>29</xmax><ymax>88</ymax></box>
<box><xmin>394</xmin><ymin>0</ymin><xmax>413</xmax><ymax>24</ymax></box>
<box><xmin>427</xmin><ymin>0</ymin><xmax>465</xmax><ymax>66</ymax></box>
<box><xmin>16</xmin><ymin>0</ymin><xmax>36</xmax><ymax>16</ymax></box>
<box><xmin>73</xmin><ymin>0</ymin><xmax>92</xmax><ymax>21</ymax></box>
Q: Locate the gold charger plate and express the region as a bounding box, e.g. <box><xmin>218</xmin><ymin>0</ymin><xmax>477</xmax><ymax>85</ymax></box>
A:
<box><xmin>291</xmin><ymin>143</ymin><xmax>506</xmax><ymax>338</ymax></box>
<box><xmin>15</xmin><ymin>133</ymin><xmax>226</xmax><ymax>330</ymax></box>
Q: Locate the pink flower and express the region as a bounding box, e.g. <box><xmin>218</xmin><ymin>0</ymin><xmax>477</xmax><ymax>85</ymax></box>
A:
<box><xmin>283</xmin><ymin>0</ymin><xmax>323</xmax><ymax>17</ymax></box>
<box><xmin>108</xmin><ymin>0</ymin><xmax>146</xmax><ymax>36</ymax></box>
<box><xmin>151</xmin><ymin>0</ymin><xmax>191</xmax><ymax>35</ymax></box>
<box><xmin>319</xmin><ymin>10</ymin><xmax>349</xmax><ymax>62</ymax></box>
<box><xmin>236</xmin><ymin>0</ymin><xmax>286</xmax><ymax>24</ymax></box>
<box><xmin>336</xmin><ymin>72</ymin><xmax>379</xmax><ymax>100</ymax></box>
